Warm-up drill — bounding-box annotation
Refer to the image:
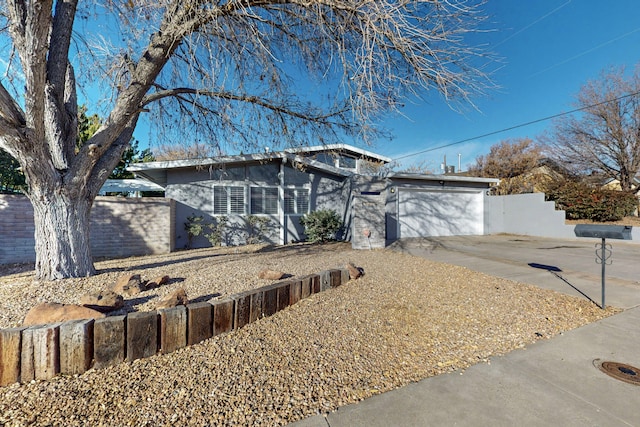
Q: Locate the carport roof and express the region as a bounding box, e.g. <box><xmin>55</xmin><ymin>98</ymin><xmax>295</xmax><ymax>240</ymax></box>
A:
<box><xmin>388</xmin><ymin>172</ymin><xmax>499</xmax><ymax>185</ymax></box>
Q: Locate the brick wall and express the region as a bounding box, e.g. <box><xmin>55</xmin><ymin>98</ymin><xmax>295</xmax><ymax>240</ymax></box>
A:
<box><xmin>0</xmin><ymin>195</ymin><xmax>175</xmax><ymax>265</ymax></box>
<box><xmin>0</xmin><ymin>268</ymin><xmax>351</xmax><ymax>386</ymax></box>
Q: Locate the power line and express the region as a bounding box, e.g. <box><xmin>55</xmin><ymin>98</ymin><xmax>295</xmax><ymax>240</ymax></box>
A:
<box><xmin>529</xmin><ymin>26</ymin><xmax>640</xmax><ymax>79</ymax></box>
<box><xmin>392</xmin><ymin>89</ymin><xmax>640</xmax><ymax>162</ymax></box>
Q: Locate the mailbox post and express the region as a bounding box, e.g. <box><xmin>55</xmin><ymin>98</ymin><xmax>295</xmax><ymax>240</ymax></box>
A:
<box><xmin>574</xmin><ymin>225</ymin><xmax>632</xmax><ymax>309</ymax></box>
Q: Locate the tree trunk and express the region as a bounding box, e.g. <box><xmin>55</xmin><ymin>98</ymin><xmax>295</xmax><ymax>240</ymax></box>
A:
<box><xmin>29</xmin><ymin>192</ymin><xmax>95</xmax><ymax>280</ymax></box>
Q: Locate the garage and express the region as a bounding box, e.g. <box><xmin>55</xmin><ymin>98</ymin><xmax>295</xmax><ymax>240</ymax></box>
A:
<box><xmin>398</xmin><ymin>188</ymin><xmax>484</xmax><ymax>238</ymax></box>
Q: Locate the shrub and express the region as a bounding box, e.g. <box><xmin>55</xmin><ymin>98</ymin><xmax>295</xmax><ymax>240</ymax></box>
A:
<box><xmin>184</xmin><ymin>214</ymin><xmax>229</xmax><ymax>248</ymax></box>
<box><xmin>184</xmin><ymin>214</ymin><xmax>206</xmax><ymax>248</ymax></box>
<box><xmin>245</xmin><ymin>215</ymin><xmax>274</xmax><ymax>244</ymax></box>
<box><xmin>300</xmin><ymin>209</ymin><xmax>343</xmax><ymax>243</ymax></box>
<box><xmin>204</xmin><ymin>216</ymin><xmax>229</xmax><ymax>246</ymax></box>
<box><xmin>544</xmin><ymin>180</ymin><xmax>638</xmax><ymax>222</ymax></box>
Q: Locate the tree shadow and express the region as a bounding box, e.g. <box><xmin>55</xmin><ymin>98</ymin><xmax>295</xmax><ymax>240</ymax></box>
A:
<box><xmin>96</xmin><ymin>253</ymin><xmax>232</xmax><ymax>274</ymax></box>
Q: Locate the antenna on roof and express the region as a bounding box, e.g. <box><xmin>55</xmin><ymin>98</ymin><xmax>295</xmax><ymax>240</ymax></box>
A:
<box><xmin>264</xmin><ymin>147</ymin><xmax>270</xmax><ymax>153</ymax></box>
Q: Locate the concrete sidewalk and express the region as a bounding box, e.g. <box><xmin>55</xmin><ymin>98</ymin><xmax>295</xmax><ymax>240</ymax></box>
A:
<box><xmin>289</xmin><ymin>235</ymin><xmax>640</xmax><ymax>427</ymax></box>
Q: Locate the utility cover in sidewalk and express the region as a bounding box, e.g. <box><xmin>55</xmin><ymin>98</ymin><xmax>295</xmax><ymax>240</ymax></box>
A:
<box><xmin>594</xmin><ymin>359</ymin><xmax>640</xmax><ymax>385</ymax></box>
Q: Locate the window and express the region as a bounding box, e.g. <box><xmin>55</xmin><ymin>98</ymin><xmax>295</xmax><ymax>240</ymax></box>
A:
<box><xmin>251</xmin><ymin>187</ymin><xmax>278</xmax><ymax>214</ymax></box>
<box><xmin>213</xmin><ymin>186</ymin><xmax>245</xmax><ymax>214</ymax></box>
<box><xmin>284</xmin><ymin>188</ymin><xmax>309</xmax><ymax>214</ymax></box>
<box><xmin>338</xmin><ymin>155</ymin><xmax>356</xmax><ymax>169</ymax></box>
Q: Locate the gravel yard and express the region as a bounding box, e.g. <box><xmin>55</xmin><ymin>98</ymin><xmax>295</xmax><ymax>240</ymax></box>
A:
<box><xmin>0</xmin><ymin>242</ymin><xmax>618</xmax><ymax>426</ymax></box>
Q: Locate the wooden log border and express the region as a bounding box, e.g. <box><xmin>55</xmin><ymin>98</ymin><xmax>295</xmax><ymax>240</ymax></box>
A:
<box><xmin>0</xmin><ymin>268</ymin><xmax>351</xmax><ymax>386</ymax></box>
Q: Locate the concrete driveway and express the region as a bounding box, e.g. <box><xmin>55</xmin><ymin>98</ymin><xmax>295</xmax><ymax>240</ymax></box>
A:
<box><xmin>391</xmin><ymin>234</ymin><xmax>640</xmax><ymax>309</ymax></box>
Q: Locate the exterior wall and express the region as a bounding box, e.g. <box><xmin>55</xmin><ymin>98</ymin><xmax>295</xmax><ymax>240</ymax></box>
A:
<box><xmin>484</xmin><ymin>193</ymin><xmax>574</xmax><ymax>238</ymax></box>
<box><xmin>166</xmin><ymin>160</ymin><xmax>348</xmax><ymax>248</ymax></box>
<box><xmin>351</xmin><ymin>177</ymin><xmax>387</xmax><ymax>248</ymax></box>
<box><xmin>484</xmin><ymin>192</ymin><xmax>640</xmax><ymax>241</ymax></box>
<box><xmin>0</xmin><ymin>195</ymin><xmax>175</xmax><ymax>265</ymax></box>
<box><xmin>351</xmin><ymin>194</ymin><xmax>386</xmax><ymax>249</ymax></box>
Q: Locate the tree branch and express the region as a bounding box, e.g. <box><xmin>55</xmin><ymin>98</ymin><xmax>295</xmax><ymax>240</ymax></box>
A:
<box><xmin>142</xmin><ymin>87</ymin><xmax>348</xmax><ymax>123</ymax></box>
<box><xmin>0</xmin><ymin>80</ymin><xmax>26</xmax><ymax>128</ymax></box>
<box><xmin>6</xmin><ymin>0</ymin><xmax>52</xmax><ymax>136</ymax></box>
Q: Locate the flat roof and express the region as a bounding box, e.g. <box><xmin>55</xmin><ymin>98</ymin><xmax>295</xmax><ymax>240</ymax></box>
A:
<box><xmin>388</xmin><ymin>172</ymin><xmax>500</xmax><ymax>185</ymax></box>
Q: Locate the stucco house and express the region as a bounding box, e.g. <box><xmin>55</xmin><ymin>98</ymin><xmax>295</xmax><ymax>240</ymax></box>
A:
<box><xmin>128</xmin><ymin>144</ymin><xmax>499</xmax><ymax>249</ymax></box>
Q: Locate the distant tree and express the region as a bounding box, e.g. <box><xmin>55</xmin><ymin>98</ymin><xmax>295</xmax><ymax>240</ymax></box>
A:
<box><xmin>110</xmin><ymin>141</ymin><xmax>155</xmax><ymax>179</ymax></box>
<box><xmin>76</xmin><ymin>105</ymin><xmax>101</xmax><ymax>150</ymax></box>
<box><xmin>396</xmin><ymin>160</ymin><xmax>436</xmax><ymax>174</ymax></box>
<box><xmin>467</xmin><ymin>138</ymin><xmax>545</xmax><ymax>195</ymax></box>
<box><xmin>0</xmin><ymin>0</ymin><xmax>494</xmax><ymax>279</ymax></box>
<box><xmin>468</xmin><ymin>138</ymin><xmax>542</xmax><ymax>178</ymax></box>
<box><xmin>153</xmin><ymin>142</ymin><xmax>218</xmax><ymax>161</ymax></box>
<box><xmin>0</xmin><ymin>148</ymin><xmax>25</xmax><ymax>193</ymax></box>
<box><xmin>545</xmin><ymin>65</ymin><xmax>640</xmax><ymax>193</ymax></box>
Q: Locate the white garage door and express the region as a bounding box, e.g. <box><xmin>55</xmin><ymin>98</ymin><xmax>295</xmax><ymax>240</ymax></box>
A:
<box><xmin>398</xmin><ymin>189</ymin><xmax>483</xmax><ymax>238</ymax></box>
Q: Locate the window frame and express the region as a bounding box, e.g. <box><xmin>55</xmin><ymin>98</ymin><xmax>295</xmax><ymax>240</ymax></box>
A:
<box><xmin>213</xmin><ymin>185</ymin><xmax>246</xmax><ymax>215</ymax></box>
<box><xmin>250</xmin><ymin>186</ymin><xmax>279</xmax><ymax>215</ymax></box>
<box><xmin>284</xmin><ymin>187</ymin><xmax>310</xmax><ymax>215</ymax></box>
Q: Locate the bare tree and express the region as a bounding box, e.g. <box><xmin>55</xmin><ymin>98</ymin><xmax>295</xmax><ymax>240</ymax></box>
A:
<box><xmin>467</xmin><ymin>138</ymin><xmax>544</xmax><ymax>195</ymax></box>
<box><xmin>153</xmin><ymin>142</ymin><xmax>219</xmax><ymax>161</ymax></box>
<box><xmin>546</xmin><ymin>65</ymin><xmax>640</xmax><ymax>193</ymax></box>
<box><xmin>468</xmin><ymin>138</ymin><xmax>542</xmax><ymax>178</ymax></box>
<box><xmin>0</xmin><ymin>0</ymin><xmax>494</xmax><ymax>279</ymax></box>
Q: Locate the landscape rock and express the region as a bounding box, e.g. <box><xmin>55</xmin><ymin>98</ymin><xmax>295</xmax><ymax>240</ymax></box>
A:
<box><xmin>79</xmin><ymin>291</ymin><xmax>124</xmax><ymax>313</ymax></box>
<box><xmin>347</xmin><ymin>262</ymin><xmax>364</xmax><ymax>279</ymax></box>
<box><xmin>156</xmin><ymin>288</ymin><xmax>188</xmax><ymax>309</ymax></box>
<box><xmin>258</xmin><ymin>269</ymin><xmax>286</xmax><ymax>280</ymax></box>
<box><xmin>146</xmin><ymin>275</ymin><xmax>170</xmax><ymax>289</ymax></box>
<box><xmin>23</xmin><ymin>303</ymin><xmax>105</xmax><ymax>327</ymax></box>
<box><xmin>112</xmin><ymin>274</ymin><xmax>145</xmax><ymax>296</ymax></box>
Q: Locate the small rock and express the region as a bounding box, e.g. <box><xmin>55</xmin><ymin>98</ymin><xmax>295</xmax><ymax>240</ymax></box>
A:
<box><xmin>156</xmin><ymin>288</ymin><xmax>188</xmax><ymax>309</ymax></box>
<box><xmin>346</xmin><ymin>262</ymin><xmax>364</xmax><ymax>280</ymax></box>
<box><xmin>146</xmin><ymin>275</ymin><xmax>170</xmax><ymax>289</ymax></box>
<box><xmin>23</xmin><ymin>303</ymin><xmax>105</xmax><ymax>327</ymax></box>
<box><xmin>112</xmin><ymin>274</ymin><xmax>145</xmax><ymax>296</ymax></box>
<box><xmin>258</xmin><ymin>269</ymin><xmax>286</xmax><ymax>280</ymax></box>
<box><xmin>79</xmin><ymin>291</ymin><xmax>124</xmax><ymax>313</ymax></box>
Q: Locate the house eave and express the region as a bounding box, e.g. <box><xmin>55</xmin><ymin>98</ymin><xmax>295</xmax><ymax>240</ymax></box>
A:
<box><xmin>388</xmin><ymin>172</ymin><xmax>500</xmax><ymax>186</ymax></box>
<box><xmin>285</xmin><ymin>144</ymin><xmax>392</xmax><ymax>164</ymax></box>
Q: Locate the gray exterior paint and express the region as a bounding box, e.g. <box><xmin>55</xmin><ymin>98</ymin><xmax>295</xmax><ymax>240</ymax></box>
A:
<box><xmin>162</xmin><ymin>159</ymin><xmax>349</xmax><ymax>249</ymax></box>
<box><xmin>484</xmin><ymin>192</ymin><xmax>640</xmax><ymax>241</ymax></box>
<box><xmin>128</xmin><ymin>146</ymin><xmax>499</xmax><ymax>249</ymax></box>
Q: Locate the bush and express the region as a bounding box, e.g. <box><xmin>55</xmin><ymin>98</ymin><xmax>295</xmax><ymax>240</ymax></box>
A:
<box><xmin>543</xmin><ymin>180</ymin><xmax>638</xmax><ymax>222</ymax></box>
<box><xmin>184</xmin><ymin>214</ymin><xmax>206</xmax><ymax>248</ymax></box>
<box><xmin>184</xmin><ymin>214</ymin><xmax>229</xmax><ymax>248</ymax></box>
<box><xmin>245</xmin><ymin>215</ymin><xmax>274</xmax><ymax>244</ymax></box>
<box><xmin>300</xmin><ymin>209</ymin><xmax>343</xmax><ymax>243</ymax></box>
<box><xmin>204</xmin><ymin>216</ymin><xmax>229</xmax><ymax>246</ymax></box>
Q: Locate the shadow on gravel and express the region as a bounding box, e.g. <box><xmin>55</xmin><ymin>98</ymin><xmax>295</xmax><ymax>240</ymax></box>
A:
<box><xmin>96</xmin><ymin>253</ymin><xmax>232</xmax><ymax>274</ymax></box>
<box><xmin>255</xmin><ymin>241</ymin><xmax>351</xmax><ymax>257</ymax></box>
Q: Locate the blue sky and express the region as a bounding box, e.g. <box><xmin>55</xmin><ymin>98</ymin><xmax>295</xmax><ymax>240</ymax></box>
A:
<box><xmin>117</xmin><ymin>1</ymin><xmax>640</xmax><ymax>171</ymax></box>
<box><xmin>370</xmin><ymin>0</ymin><xmax>640</xmax><ymax>172</ymax></box>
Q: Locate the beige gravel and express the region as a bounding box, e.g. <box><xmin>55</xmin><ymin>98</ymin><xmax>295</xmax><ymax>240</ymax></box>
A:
<box><xmin>0</xmin><ymin>242</ymin><xmax>618</xmax><ymax>426</ymax></box>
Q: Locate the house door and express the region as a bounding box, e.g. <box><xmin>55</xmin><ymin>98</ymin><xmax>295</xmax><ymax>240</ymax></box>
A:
<box><xmin>398</xmin><ymin>189</ymin><xmax>484</xmax><ymax>238</ymax></box>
